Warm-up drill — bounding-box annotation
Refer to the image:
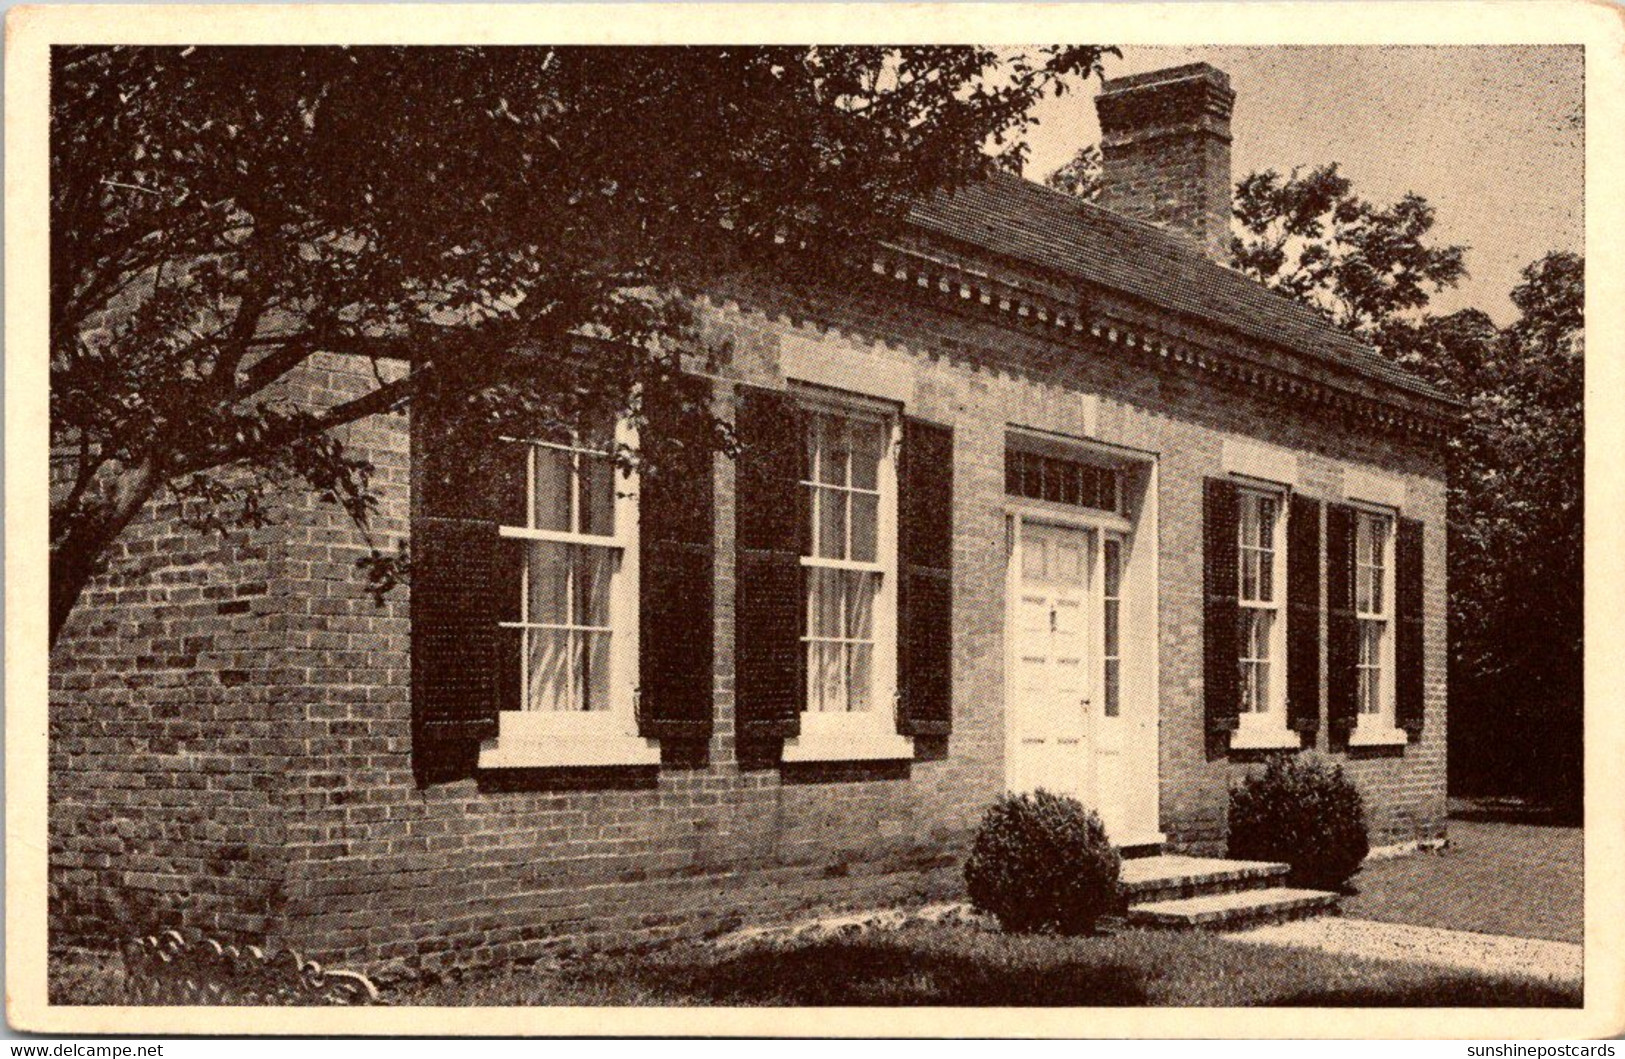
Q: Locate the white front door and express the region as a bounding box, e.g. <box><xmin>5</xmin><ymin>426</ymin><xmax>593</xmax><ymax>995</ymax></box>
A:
<box><xmin>1007</xmin><ymin>517</ymin><xmax>1157</xmax><ymax>844</ymax></box>
<box><xmin>1009</xmin><ymin>521</ymin><xmax>1095</xmax><ymax>805</ymax></box>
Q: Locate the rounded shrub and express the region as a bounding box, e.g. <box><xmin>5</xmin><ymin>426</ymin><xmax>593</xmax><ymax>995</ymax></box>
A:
<box><xmin>1228</xmin><ymin>753</ymin><xmax>1370</xmax><ymax>891</ymax></box>
<box><xmin>964</xmin><ymin>789</ymin><xmax>1122</xmax><ymax>935</ymax></box>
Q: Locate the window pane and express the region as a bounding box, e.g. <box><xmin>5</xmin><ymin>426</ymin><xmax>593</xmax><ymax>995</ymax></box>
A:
<box><xmin>808</xmin><ymin>568</ymin><xmax>842</xmax><ymax>638</ymax></box>
<box><xmin>1254</xmin><ymin>661</ymin><xmax>1270</xmax><ymax>713</ymax></box>
<box><xmin>526</xmin><ymin>628</ymin><xmax>575</xmax><ymax>711</ymax></box>
<box><xmin>1239</xmin><ymin>660</ymin><xmax>1257</xmax><ymax>714</ymax></box>
<box><xmin>526</xmin><ymin>541</ymin><xmax>570</xmax><ymax>625</ymax></box>
<box><xmin>820</xmin><ymin>418</ymin><xmax>850</xmax><ymax>486</ymax></box>
<box><xmin>1022</xmin><ymin>451</ymin><xmax>1044</xmax><ymax>500</ymax></box>
<box><xmin>849</xmin><ymin>421</ymin><xmax>883</xmax><ymax>490</ymax></box>
<box><xmin>846</xmin><ymin>643</ymin><xmax>873</xmax><ymax>713</ymax></box>
<box><xmin>1240</xmin><ymin>551</ymin><xmax>1259</xmax><ymax>601</ymax></box>
<box><xmin>579</xmin><ymin>452</ymin><xmax>616</xmax><ymax>536</ymax></box>
<box><xmin>818</xmin><ymin>486</ymin><xmax>847</xmax><ymax>559</ymax></box>
<box><xmin>1371</xmin><ymin>564</ymin><xmax>1385</xmax><ymax>614</ymax></box>
<box><xmin>1362</xmin><ymin>621</ymin><xmax>1383</xmax><ymax>665</ymax></box>
<box><xmin>581</xmin><ymin>630</ymin><xmax>611</xmax><ymax>712</ymax></box>
<box><xmin>573</xmin><ymin>546</ymin><xmax>613</xmax><ymax>628</ymax></box>
<box><xmin>532</xmin><ymin>447</ymin><xmax>573</xmax><ymax>532</ymax></box>
<box><xmin>1240</xmin><ymin>496</ymin><xmax>1259</xmax><ymax>547</ymax></box>
<box><xmin>1257</xmin><ymin>548</ymin><xmax>1274</xmax><ymax>602</ymax></box>
<box><xmin>1257</xmin><ymin>497</ymin><xmax>1277</xmax><ymax>548</ymax></box>
<box><xmin>850</xmin><ymin>492</ymin><xmax>878</xmax><ymax>562</ymax></box>
<box><xmin>843</xmin><ymin>571</ymin><xmax>875</xmax><ymax>641</ymax></box>
<box><xmin>814</xmin><ymin>642</ymin><xmax>844</xmax><ymax>713</ymax></box>
<box><xmin>1356</xmin><ymin>567</ymin><xmax>1373</xmax><ymax>613</ymax></box>
<box><xmin>1040</xmin><ymin>458</ymin><xmax>1062</xmax><ymax>503</ymax></box>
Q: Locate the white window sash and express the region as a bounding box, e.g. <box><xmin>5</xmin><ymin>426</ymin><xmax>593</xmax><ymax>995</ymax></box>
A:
<box><xmin>789</xmin><ymin>397</ymin><xmax>901</xmax><ymax>743</ymax></box>
<box><xmin>482</xmin><ymin>420</ymin><xmax>648</xmax><ymax>768</ymax></box>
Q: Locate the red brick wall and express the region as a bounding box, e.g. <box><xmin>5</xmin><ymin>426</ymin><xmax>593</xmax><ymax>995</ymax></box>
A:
<box><xmin>49</xmin><ymin>497</ymin><xmax>293</xmax><ymax>946</ymax></box>
<box><xmin>49</xmin><ymin>270</ymin><xmax>1449</xmax><ymax>974</ymax></box>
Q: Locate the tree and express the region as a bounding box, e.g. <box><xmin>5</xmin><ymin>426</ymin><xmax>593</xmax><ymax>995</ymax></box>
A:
<box><xmin>1043</xmin><ymin>143</ymin><xmax>1103</xmax><ymax>202</ymax></box>
<box><xmin>1042</xmin><ymin>154</ymin><xmax>1467</xmax><ymax>347</ymax></box>
<box><xmin>1445</xmin><ymin>252</ymin><xmax>1583</xmax><ymax>811</ymax></box>
<box><xmin>1229</xmin><ymin>163</ymin><xmax>1467</xmax><ymax>341</ymax></box>
<box><xmin>50</xmin><ymin>44</ymin><xmax>1115</xmax><ymax>646</ymax></box>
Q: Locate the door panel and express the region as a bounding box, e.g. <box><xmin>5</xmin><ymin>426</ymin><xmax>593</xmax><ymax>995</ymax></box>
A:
<box><xmin>1009</xmin><ymin>522</ymin><xmax>1092</xmax><ymax>804</ymax></box>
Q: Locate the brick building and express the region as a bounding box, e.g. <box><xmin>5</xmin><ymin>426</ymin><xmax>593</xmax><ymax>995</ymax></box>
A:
<box><xmin>49</xmin><ymin>64</ymin><xmax>1458</xmax><ymax>976</ymax></box>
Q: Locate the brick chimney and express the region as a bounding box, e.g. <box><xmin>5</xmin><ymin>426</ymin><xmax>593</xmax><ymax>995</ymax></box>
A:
<box><xmin>1094</xmin><ymin>63</ymin><xmax>1236</xmax><ymax>263</ymax></box>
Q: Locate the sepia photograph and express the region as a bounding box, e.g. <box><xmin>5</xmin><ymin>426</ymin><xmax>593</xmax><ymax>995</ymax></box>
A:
<box><xmin>6</xmin><ymin>2</ymin><xmax>1618</xmax><ymax>1039</ymax></box>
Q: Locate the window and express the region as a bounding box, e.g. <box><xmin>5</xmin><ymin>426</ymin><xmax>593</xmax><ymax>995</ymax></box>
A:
<box><xmin>801</xmin><ymin>406</ymin><xmax>893</xmax><ymax>717</ymax></box>
<box><xmin>1005</xmin><ymin>449</ymin><xmax>1120</xmax><ymax>512</ymax></box>
<box><xmin>1236</xmin><ymin>489</ymin><xmax>1284</xmax><ymax>719</ymax></box>
<box><xmin>1355</xmin><ymin>509</ymin><xmax>1394</xmax><ymax>725</ymax></box>
<box><xmin>484</xmin><ymin>417</ymin><xmax>654</xmax><ymax>768</ymax></box>
<box><xmin>1103</xmin><ymin>535</ymin><xmax>1124</xmax><ymax>718</ymax></box>
<box><xmin>515</xmin><ymin>424</ymin><xmax>626</xmax><ymax>712</ymax></box>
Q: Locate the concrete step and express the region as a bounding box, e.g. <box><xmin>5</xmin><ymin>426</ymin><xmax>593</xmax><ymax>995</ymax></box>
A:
<box><xmin>1127</xmin><ymin>886</ymin><xmax>1341</xmax><ymax>930</ymax></box>
<box><xmin>1118</xmin><ymin>854</ymin><xmax>1291</xmax><ymax>904</ymax></box>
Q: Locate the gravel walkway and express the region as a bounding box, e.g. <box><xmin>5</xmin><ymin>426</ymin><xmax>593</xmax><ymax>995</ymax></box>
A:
<box><xmin>1225</xmin><ymin>916</ymin><xmax>1583</xmax><ymax>983</ymax></box>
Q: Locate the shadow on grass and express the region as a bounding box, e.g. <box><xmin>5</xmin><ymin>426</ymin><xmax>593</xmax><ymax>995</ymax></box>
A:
<box><xmin>1273</xmin><ymin>976</ymin><xmax>1582</xmax><ymax>1008</ymax></box>
<box><xmin>606</xmin><ymin>935</ymin><xmax>1151</xmax><ymax>1006</ymax></box>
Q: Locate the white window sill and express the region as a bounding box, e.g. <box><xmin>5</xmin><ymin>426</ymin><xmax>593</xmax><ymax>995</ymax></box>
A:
<box><xmin>1229</xmin><ymin>723</ymin><xmax>1302</xmax><ymax>751</ymax></box>
<box><xmin>478</xmin><ymin>712</ymin><xmax>661</xmax><ymax>769</ymax></box>
<box><xmin>782</xmin><ymin>726</ymin><xmax>916</xmax><ymax>763</ymax></box>
<box><xmin>1348</xmin><ymin>724</ymin><xmax>1409</xmax><ymax>748</ymax></box>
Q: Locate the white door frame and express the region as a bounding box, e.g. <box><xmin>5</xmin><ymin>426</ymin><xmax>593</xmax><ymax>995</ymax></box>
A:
<box><xmin>1004</xmin><ymin>495</ymin><xmax>1162</xmax><ymax>847</ymax></box>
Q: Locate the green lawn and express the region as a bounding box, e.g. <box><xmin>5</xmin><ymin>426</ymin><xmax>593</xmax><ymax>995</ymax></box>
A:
<box><xmin>51</xmin><ymin>816</ymin><xmax>1583</xmax><ymax>1008</ymax></box>
<box><xmin>1343</xmin><ymin>818</ymin><xmax>1582</xmax><ymax>943</ymax></box>
<box><xmin>388</xmin><ymin>923</ymin><xmax>1575</xmax><ymax>1007</ymax></box>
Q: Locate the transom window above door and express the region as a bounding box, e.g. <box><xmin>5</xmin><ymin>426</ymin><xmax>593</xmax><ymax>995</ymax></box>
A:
<box><xmin>1006</xmin><ymin>448</ymin><xmax>1121</xmax><ymax>513</ymax></box>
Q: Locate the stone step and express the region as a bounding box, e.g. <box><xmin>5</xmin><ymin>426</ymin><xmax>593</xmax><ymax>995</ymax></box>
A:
<box><xmin>1118</xmin><ymin>854</ymin><xmax>1291</xmax><ymax>904</ymax></box>
<box><xmin>1127</xmin><ymin>886</ymin><xmax>1341</xmax><ymax>930</ymax></box>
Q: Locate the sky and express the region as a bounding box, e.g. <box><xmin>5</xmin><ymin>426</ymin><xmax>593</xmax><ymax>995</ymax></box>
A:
<box><xmin>1016</xmin><ymin>46</ymin><xmax>1584</xmax><ymax>325</ymax></box>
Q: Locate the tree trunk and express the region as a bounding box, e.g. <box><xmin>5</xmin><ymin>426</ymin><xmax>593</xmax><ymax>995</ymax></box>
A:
<box><xmin>49</xmin><ymin>457</ymin><xmax>164</xmax><ymax>648</ymax></box>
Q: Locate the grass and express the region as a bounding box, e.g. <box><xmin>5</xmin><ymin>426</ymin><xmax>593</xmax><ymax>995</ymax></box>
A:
<box><xmin>50</xmin><ymin>816</ymin><xmax>1583</xmax><ymax>1008</ymax></box>
<box><xmin>1343</xmin><ymin>818</ymin><xmax>1582</xmax><ymax>943</ymax></box>
<box><xmin>389</xmin><ymin>923</ymin><xmax>1577</xmax><ymax>1007</ymax></box>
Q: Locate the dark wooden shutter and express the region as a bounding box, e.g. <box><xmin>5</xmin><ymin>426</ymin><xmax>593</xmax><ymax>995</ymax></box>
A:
<box><xmin>734</xmin><ymin>386</ymin><xmax>806</xmax><ymax>740</ymax></box>
<box><xmin>638</xmin><ymin>375</ymin><xmax>717</xmax><ymax>740</ymax></box>
<box><xmin>1395</xmin><ymin>516</ymin><xmax>1426</xmax><ymax>739</ymax></box>
<box><xmin>412</xmin><ymin>391</ymin><xmax>527</xmax><ymax>775</ymax></box>
<box><xmin>1286</xmin><ymin>494</ymin><xmax>1322</xmax><ymax>734</ymax></box>
<box><xmin>898</xmin><ymin>418</ymin><xmax>953</xmax><ymax>737</ymax></box>
<box><xmin>1325</xmin><ymin>502</ymin><xmax>1359</xmax><ymax>747</ymax></box>
<box><xmin>1203</xmin><ymin>478</ymin><xmax>1241</xmax><ymax>735</ymax></box>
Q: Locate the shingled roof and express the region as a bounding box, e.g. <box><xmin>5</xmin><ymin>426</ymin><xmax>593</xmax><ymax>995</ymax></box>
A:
<box><xmin>906</xmin><ymin>171</ymin><xmax>1453</xmax><ymax>405</ymax></box>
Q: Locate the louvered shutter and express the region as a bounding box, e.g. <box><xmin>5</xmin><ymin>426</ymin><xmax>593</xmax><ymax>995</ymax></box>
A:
<box><xmin>1203</xmin><ymin>478</ymin><xmax>1241</xmax><ymax>735</ymax></box>
<box><xmin>1395</xmin><ymin>516</ymin><xmax>1426</xmax><ymax>739</ymax></box>
<box><xmin>638</xmin><ymin>375</ymin><xmax>718</xmax><ymax>740</ymax></box>
<box><xmin>412</xmin><ymin>390</ymin><xmax>526</xmax><ymax>776</ymax></box>
<box><xmin>1286</xmin><ymin>494</ymin><xmax>1322</xmax><ymax>734</ymax></box>
<box><xmin>734</xmin><ymin>386</ymin><xmax>806</xmax><ymax>740</ymax></box>
<box><xmin>898</xmin><ymin>418</ymin><xmax>953</xmax><ymax>737</ymax></box>
<box><xmin>1325</xmin><ymin>503</ymin><xmax>1359</xmax><ymax>748</ymax></box>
